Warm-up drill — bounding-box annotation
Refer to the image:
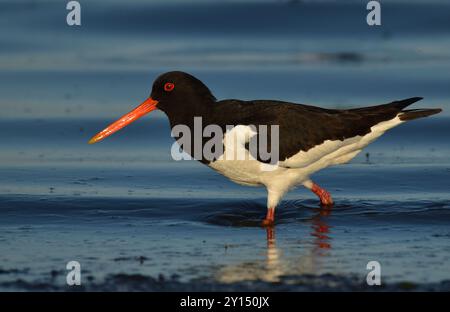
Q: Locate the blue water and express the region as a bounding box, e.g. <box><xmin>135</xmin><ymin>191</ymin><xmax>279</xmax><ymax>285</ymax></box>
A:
<box><xmin>0</xmin><ymin>0</ymin><xmax>449</xmax><ymax>290</ymax></box>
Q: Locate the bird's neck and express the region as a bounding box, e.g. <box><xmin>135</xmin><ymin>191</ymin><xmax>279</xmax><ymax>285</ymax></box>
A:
<box><xmin>166</xmin><ymin>99</ymin><xmax>216</xmax><ymax>129</ymax></box>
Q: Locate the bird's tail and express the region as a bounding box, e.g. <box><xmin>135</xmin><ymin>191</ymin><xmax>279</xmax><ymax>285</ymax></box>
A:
<box><xmin>398</xmin><ymin>108</ymin><xmax>442</xmax><ymax>121</ymax></box>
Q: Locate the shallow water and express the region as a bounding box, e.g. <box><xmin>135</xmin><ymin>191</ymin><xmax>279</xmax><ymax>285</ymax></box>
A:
<box><xmin>0</xmin><ymin>118</ymin><xmax>449</xmax><ymax>290</ymax></box>
<box><xmin>1</xmin><ymin>0</ymin><xmax>450</xmax><ymax>291</ymax></box>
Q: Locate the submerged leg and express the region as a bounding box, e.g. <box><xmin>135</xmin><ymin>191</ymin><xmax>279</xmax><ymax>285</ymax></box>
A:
<box><xmin>303</xmin><ymin>179</ymin><xmax>334</xmax><ymax>206</ymax></box>
<box><xmin>262</xmin><ymin>188</ymin><xmax>285</xmax><ymax>227</ymax></box>
<box><xmin>262</xmin><ymin>208</ymin><xmax>275</xmax><ymax>227</ymax></box>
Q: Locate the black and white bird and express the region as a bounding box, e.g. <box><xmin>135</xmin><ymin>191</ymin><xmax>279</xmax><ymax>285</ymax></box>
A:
<box><xmin>89</xmin><ymin>71</ymin><xmax>442</xmax><ymax>226</ymax></box>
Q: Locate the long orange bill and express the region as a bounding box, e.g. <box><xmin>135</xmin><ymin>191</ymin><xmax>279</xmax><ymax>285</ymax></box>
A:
<box><xmin>88</xmin><ymin>97</ymin><xmax>158</xmax><ymax>144</ymax></box>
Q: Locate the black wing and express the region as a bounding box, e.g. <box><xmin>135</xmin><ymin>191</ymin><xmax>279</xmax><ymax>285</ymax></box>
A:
<box><xmin>215</xmin><ymin>97</ymin><xmax>427</xmax><ymax>165</ymax></box>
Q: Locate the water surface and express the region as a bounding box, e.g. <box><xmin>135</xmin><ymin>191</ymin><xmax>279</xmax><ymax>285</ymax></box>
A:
<box><xmin>0</xmin><ymin>0</ymin><xmax>449</xmax><ymax>291</ymax></box>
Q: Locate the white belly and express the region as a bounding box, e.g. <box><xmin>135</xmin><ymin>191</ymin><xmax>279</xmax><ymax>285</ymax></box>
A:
<box><xmin>208</xmin><ymin>117</ymin><xmax>403</xmax><ymax>207</ymax></box>
<box><xmin>207</xmin><ymin>124</ymin><xmax>309</xmax><ymax>192</ymax></box>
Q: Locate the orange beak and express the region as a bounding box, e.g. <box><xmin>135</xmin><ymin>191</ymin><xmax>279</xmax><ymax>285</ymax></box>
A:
<box><xmin>88</xmin><ymin>97</ymin><xmax>158</xmax><ymax>144</ymax></box>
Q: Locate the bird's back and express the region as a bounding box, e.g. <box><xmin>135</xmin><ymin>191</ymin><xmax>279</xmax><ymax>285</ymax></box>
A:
<box><xmin>212</xmin><ymin>97</ymin><xmax>441</xmax><ymax>163</ymax></box>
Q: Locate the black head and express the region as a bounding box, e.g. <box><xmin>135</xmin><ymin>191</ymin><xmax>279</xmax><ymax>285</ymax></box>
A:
<box><xmin>150</xmin><ymin>71</ymin><xmax>216</xmax><ymax>118</ymax></box>
<box><xmin>88</xmin><ymin>71</ymin><xmax>216</xmax><ymax>144</ymax></box>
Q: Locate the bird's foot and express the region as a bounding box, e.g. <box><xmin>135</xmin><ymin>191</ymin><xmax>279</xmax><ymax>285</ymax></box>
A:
<box><xmin>312</xmin><ymin>183</ymin><xmax>334</xmax><ymax>206</ymax></box>
<box><xmin>262</xmin><ymin>218</ymin><xmax>274</xmax><ymax>227</ymax></box>
<box><xmin>261</xmin><ymin>208</ymin><xmax>275</xmax><ymax>227</ymax></box>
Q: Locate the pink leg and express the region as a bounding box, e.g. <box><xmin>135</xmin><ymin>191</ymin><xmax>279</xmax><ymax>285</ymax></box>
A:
<box><xmin>310</xmin><ymin>182</ymin><xmax>334</xmax><ymax>206</ymax></box>
<box><xmin>262</xmin><ymin>208</ymin><xmax>275</xmax><ymax>227</ymax></box>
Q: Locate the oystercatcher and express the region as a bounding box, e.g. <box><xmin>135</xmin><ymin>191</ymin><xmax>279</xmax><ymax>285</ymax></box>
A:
<box><xmin>89</xmin><ymin>71</ymin><xmax>442</xmax><ymax>226</ymax></box>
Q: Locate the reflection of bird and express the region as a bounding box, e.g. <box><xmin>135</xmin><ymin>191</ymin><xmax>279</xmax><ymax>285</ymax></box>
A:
<box><xmin>215</xmin><ymin>227</ymin><xmax>283</xmax><ymax>283</ymax></box>
<box><xmin>214</xmin><ymin>208</ymin><xmax>333</xmax><ymax>284</ymax></box>
<box><xmin>310</xmin><ymin>208</ymin><xmax>332</xmax><ymax>252</ymax></box>
<box><xmin>89</xmin><ymin>71</ymin><xmax>442</xmax><ymax>226</ymax></box>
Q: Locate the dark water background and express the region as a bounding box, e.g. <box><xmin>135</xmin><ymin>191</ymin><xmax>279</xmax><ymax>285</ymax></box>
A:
<box><xmin>0</xmin><ymin>0</ymin><xmax>449</xmax><ymax>290</ymax></box>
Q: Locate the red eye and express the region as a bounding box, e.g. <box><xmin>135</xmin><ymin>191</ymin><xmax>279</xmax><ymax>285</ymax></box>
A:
<box><xmin>164</xmin><ymin>82</ymin><xmax>175</xmax><ymax>92</ymax></box>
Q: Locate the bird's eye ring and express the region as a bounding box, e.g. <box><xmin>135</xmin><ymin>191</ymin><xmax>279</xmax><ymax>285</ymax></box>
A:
<box><xmin>164</xmin><ymin>82</ymin><xmax>175</xmax><ymax>92</ymax></box>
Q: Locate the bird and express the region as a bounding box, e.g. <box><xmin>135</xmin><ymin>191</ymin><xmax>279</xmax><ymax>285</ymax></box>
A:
<box><xmin>88</xmin><ymin>71</ymin><xmax>442</xmax><ymax>226</ymax></box>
